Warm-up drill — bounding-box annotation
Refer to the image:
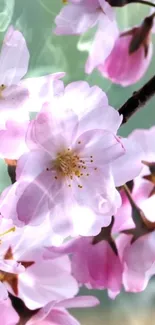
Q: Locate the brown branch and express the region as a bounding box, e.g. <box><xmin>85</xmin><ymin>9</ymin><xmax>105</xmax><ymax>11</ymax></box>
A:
<box><xmin>119</xmin><ymin>74</ymin><xmax>155</xmax><ymax>124</ymax></box>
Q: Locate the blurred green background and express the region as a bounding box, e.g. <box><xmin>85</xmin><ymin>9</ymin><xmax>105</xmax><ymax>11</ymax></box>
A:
<box><xmin>0</xmin><ymin>0</ymin><xmax>155</xmax><ymax>323</ymax></box>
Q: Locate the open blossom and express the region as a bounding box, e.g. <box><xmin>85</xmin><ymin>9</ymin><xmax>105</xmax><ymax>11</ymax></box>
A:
<box><xmin>117</xmin><ymin>231</ymin><xmax>155</xmax><ymax>293</ymax></box>
<box><xmin>0</xmin><ymin>82</ymin><xmax>143</xmax><ymax>238</ymax></box>
<box><xmin>94</xmin><ymin>15</ymin><xmax>154</xmax><ymax>86</ymax></box>
<box><xmin>113</xmin><ymin>127</ymin><xmax>155</xmax><ymax>292</ymax></box>
<box><xmin>114</xmin><ymin>126</ymin><xmax>155</xmax><ymax>233</ymax></box>
<box><xmin>0</xmin><ymin>25</ymin><xmax>30</xmax><ymax>160</ymax></box>
<box><xmin>54</xmin><ymin>0</ymin><xmax>114</xmax><ymax>35</ymax></box>
<box><xmin>26</xmin><ymin>296</ymin><xmax>99</xmax><ymax>325</ymax></box>
<box><xmin>0</xmin><ymin>25</ymin><xmax>30</xmax><ymax>117</ymax></box>
<box><xmin>0</xmin><ymin>298</ymin><xmax>19</xmax><ymax>325</ymax></box>
<box><xmin>44</xmin><ymin>236</ymin><xmax>123</xmax><ymax>299</ymax></box>
<box><xmin>0</xmin><ymin>219</ymin><xmax>78</xmax><ymax>309</ymax></box>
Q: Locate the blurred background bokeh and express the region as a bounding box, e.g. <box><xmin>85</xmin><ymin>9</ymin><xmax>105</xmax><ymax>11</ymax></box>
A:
<box><xmin>0</xmin><ymin>0</ymin><xmax>155</xmax><ymax>323</ymax></box>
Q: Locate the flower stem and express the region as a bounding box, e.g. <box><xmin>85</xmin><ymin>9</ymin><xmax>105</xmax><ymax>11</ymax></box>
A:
<box><xmin>119</xmin><ymin>74</ymin><xmax>155</xmax><ymax>124</ymax></box>
<box><xmin>132</xmin><ymin>0</ymin><xmax>155</xmax><ymax>7</ymax></box>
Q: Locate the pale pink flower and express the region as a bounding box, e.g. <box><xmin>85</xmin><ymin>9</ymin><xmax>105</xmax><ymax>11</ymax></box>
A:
<box><xmin>0</xmin><ymin>298</ymin><xmax>19</xmax><ymax>325</ymax></box>
<box><xmin>44</xmin><ymin>236</ymin><xmax>123</xmax><ymax>299</ymax></box>
<box><xmin>117</xmin><ymin>232</ymin><xmax>155</xmax><ymax>292</ymax></box>
<box><xmin>95</xmin><ymin>16</ymin><xmax>154</xmax><ymax>86</ymax></box>
<box><xmin>0</xmin><ymin>221</ymin><xmax>78</xmax><ymax>310</ymax></box>
<box><xmin>0</xmin><ymin>82</ymin><xmax>143</xmax><ymax>238</ymax></box>
<box><xmin>0</xmin><ymin>25</ymin><xmax>30</xmax><ymax>117</ymax></box>
<box><xmin>113</xmin><ymin>127</ymin><xmax>155</xmax><ymax>233</ymax></box>
<box><xmin>113</xmin><ymin>127</ymin><xmax>155</xmax><ymax>292</ymax></box>
<box><xmin>0</xmin><ymin>25</ymin><xmax>30</xmax><ymax>159</ymax></box>
<box><xmin>26</xmin><ymin>296</ymin><xmax>99</xmax><ymax>325</ymax></box>
<box><xmin>54</xmin><ymin>0</ymin><xmax>114</xmax><ymax>35</ymax></box>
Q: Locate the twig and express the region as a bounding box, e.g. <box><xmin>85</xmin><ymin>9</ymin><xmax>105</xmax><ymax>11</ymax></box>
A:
<box><xmin>119</xmin><ymin>75</ymin><xmax>155</xmax><ymax>124</ymax></box>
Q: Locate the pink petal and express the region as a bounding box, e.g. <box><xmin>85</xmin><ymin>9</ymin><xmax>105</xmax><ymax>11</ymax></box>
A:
<box><xmin>0</xmin><ymin>298</ymin><xmax>19</xmax><ymax>323</ymax></box>
<box><xmin>0</xmin><ymin>282</ymin><xmax>8</xmax><ymax>301</ymax></box>
<box><xmin>0</xmin><ymin>84</ymin><xmax>29</xmax><ymax>113</ymax></box>
<box><xmin>111</xmin><ymin>137</ymin><xmax>144</xmax><ymax>187</ymax></box>
<box><xmin>21</xmin><ymin>72</ymin><xmax>65</xmax><ymax>112</ymax></box>
<box><xmin>0</xmin><ymin>119</ymin><xmax>29</xmax><ymax>159</ymax></box>
<box><xmin>54</xmin><ymin>4</ymin><xmax>99</xmax><ymax>35</ymax></box>
<box><xmin>16</xmin><ymin>150</ymin><xmax>51</xmax><ymax>180</ymax></box>
<box><xmin>0</xmin><ymin>26</ymin><xmax>29</xmax><ymax>86</ymax></box>
<box><xmin>56</xmin><ymin>296</ymin><xmax>100</xmax><ymax>309</ymax></box>
<box><xmin>18</xmin><ymin>256</ymin><xmax>78</xmax><ymax>309</ymax></box>
<box><xmin>85</xmin><ymin>16</ymin><xmax>119</xmax><ymax>74</ymax></box>
<box><xmin>74</xmin><ymin>129</ymin><xmax>125</xmax><ymax>165</ymax></box>
<box><xmin>46</xmin><ymin>309</ymin><xmax>80</xmax><ymax>325</ymax></box>
<box><xmin>63</xmin><ymin>81</ymin><xmax>122</xmax><ymax>134</ymax></box>
<box><xmin>0</xmin><ymin>260</ymin><xmax>25</xmax><ymax>274</ymax></box>
<box><xmin>16</xmin><ymin>171</ymin><xmax>62</xmax><ymax>226</ymax></box>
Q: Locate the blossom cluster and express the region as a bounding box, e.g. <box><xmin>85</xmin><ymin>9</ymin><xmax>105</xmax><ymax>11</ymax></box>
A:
<box><xmin>0</xmin><ymin>0</ymin><xmax>155</xmax><ymax>324</ymax></box>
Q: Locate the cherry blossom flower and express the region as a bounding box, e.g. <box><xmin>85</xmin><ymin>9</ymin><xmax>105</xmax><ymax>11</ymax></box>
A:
<box><xmin>54</xmin><ymin>0</ymin><xmax>114</xmax><ymax>35</ymax></box>
<box><xmin>0</xmin><ymin>25</ymin><xmax>30</xmax><ymax>159</ymax></box>
<box><xmin>117</xmin><ymin>231</ymin><xmax>155</xmax><ymax>293</ymax></box>
<box><xmin>114</xmin><ymin>127</ymin><xmax>155</xmax><ymax>233</ymax></box>
<box><xmin>0</xmin><ymin>25</ymin><xmax>30</xmax><ymax>117</ymax></box>
<box><xmin>113</xmin><ymin>127</ymin><xmax>155</xmax><ymax>292</ymax></box>
<box><xmin>0</xmin><ymin>298</ymin><xmax>19</xmax><ymax>325</ymax></box>
<box><xmin>26</xmin><ymin>296</ymin><xmax>99</xmax><ymax>325</ymax></box>
<box><xmin>0</xmin><ymin>81</ymin><xmax>143</xmax><ymax>238</ymax></box>
<box><xmin>0</xmin><ymin>220</ymin><xmax>78</xmax><ymax>309</ymax></box>
<box><xmin>44</xmin><ymin>236</ymin><xmax>123</xmax><ymax>299</ymax></box>
<box><xmin>93</xmin><ymin>15</ymin><xmax>154</xmax><ymax>86</ymax></box>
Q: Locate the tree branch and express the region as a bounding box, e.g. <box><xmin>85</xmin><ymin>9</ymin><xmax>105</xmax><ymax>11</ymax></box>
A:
<box><xmin>119</xmin><ymin>74</ymin><xmax>155</xmax><ymax>124</ymax></box>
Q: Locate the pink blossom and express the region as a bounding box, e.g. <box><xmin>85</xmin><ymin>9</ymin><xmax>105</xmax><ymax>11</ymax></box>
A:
<box><xmin>0</xmin><ymin>221</ymin><xmax>78</xmax><ymax>309</ymax></box>
<box><xmin>1</xmin><ymin>82</ymin><xmax>142</xmax><ymax>237</ymax></box>
<box><xmin>44</xmin><ymin>236</ymin><xmax>123</xmax><ymax>299</ymax></box>
<box><xmin>0</xmin><ymin>25</ymin><xmax>30</xmax><ymax>116</ymax></box>
<box><xmin>113</xmin><ymin>127</ymin><xmax>155</xmax><ymax>292</ymax></box>
<box><xmin>0</xmin><ymin>298</ymin><xmax>19</xmax><ymax>325</ymax></box>
<box><xmin>114</xmin><ymin>127</ymin><xmax>155</xmax><ymax>233</ymax></box>
<box><xmin>26</xmin><ymin>296</ymin><xmax>99</xmax><ymax>325</ymax></box>
<box><xmin>54</xmin><ymin>0</ymin><xmax>114</xmax><ymax>35</ymax></box>
<box><xmin>0</xmin><ymin>25</ymin><xmax>30</xmax><ymax>159</ymax></box>
<box><xmin>95</xmin><ymin>20</ymin><xmax>153</xmax><ymax>86</ymax></box>
<box><xmin>1</xmin><ymin>82</ymin><xmax>143</xmax><ymax>237</ymax></box>
<box><xmin>117</xmin><ymin>232</ymin><xmax>155</xmax><ymax>292</ymax></box>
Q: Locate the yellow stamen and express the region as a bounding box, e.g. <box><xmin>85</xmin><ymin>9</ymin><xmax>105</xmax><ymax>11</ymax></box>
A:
<box><xmin>0</xmin><ymin>227</ymin><xmax>16</xmax><ymax>238</ymax></box>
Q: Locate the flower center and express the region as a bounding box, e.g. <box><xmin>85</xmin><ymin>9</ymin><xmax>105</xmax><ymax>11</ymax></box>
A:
<box><xmin>54</xmin><ymin>150</ymin><xmax>83</xmax><ymax>177</ymax></box>
<box><xmin>52</xmin><ymin>147</ymin><xmax>97</xmax><ymax>189</ymax></box>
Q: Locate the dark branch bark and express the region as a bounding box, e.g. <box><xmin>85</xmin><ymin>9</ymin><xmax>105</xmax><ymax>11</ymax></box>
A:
<box><xmin>7</xmin><ymin>165</ymin><xmax>16</xmax><ymax>184</ymax></box>
<box><xmin>119</xmin><ymin>75</ymin><xmax>155</xmax><ymax>124</ymax></box>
